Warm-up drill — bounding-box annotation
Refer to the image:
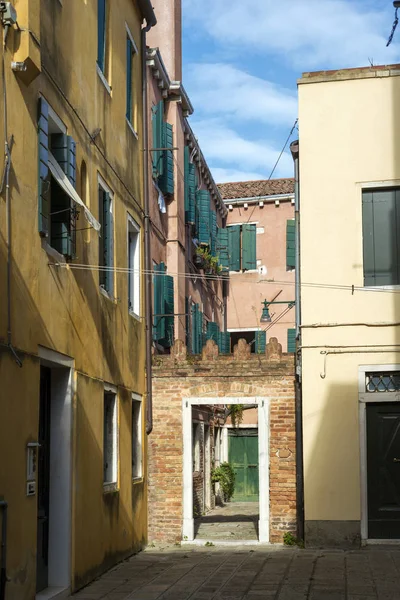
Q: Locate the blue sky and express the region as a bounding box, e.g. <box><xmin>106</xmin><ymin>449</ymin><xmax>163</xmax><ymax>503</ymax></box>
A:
<box><xmin>182</xmin><ymin>0</ymin><xmax>400</xmax><ymax>183</ymax></box>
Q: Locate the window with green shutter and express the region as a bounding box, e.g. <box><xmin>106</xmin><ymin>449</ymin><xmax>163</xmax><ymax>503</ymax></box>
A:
<box><xmin>97</xmin><ymin>0</ymin><xmax>107</xmax><ymax>75</ymax></box>
<box><xmin>191</xmin><ymin>303</ymin><xmax>204</xmax><ymax>354</ymax></box>
<box><xmin>228</xmin><ymin>225</ymin><xmax>241</xmax><ymax>271</ymax></box>
<box><xmin>152</xmin><ymin>100</ymin><xmax>164</xmax><ymax>179</ymax></box>
<box><xmin>242</xmin><ymin>223</ymin><xmax>256</xmax><ymax>270</ymax></box>
<box><xmin>362</xmin><ymin>188</ymin><xmax>400</xmax><ymax>286</ymax></box>
<box><xmin>287</xmin><ymin>328</ymin><xmax>296</xmax><ymax>353</ymax></box>
<box><xmin>153</xmin><ymin>263</ymin><xmax>175</xmax><ymax>347</ymax></box>
<box><xmin>197</xmin><ymin>190</ymin><xmax>211</xmax><ymax>245</ymax></box>
<box><xmin>158</xmin><ymin>121</ymin><xmax>174</xmax><ymax>196</ymax></box>
<box><xmin>218</xmin><ymin>331</ymin><xmax>231</xmax><ymax>354</ymax></box>
<box><xmin>286</xmin><ymin>219</ymin><xmax>295</xmax><ymax>270</ymax></box>
<box><xmin>255</xmin><ymin>330</ymin><xmax>266</xmax><ymax>354</ymax></box>
<box><xmin>217</xmin><ymin>227</ymin><xmax>229</xmax><ymax>271</ymax></box>
<box><xmin>206</xmin><ymin>321</ymin><xmax>220</xmax><ymax>344</ymax></box>
<box><xmin>210</xmin><ymin>211</ymin><xmax>217</xmax><ymax>256</ymax></box>
<box><xmin>126</xmin><ymin>31</ymin><xmax>137</xmax><ymax>126</ymax></box>
<box><xmin>38</xmin><ymin>97</ymin><xmax>50</xmax><ymax>236</ymax></box>
<box><xmin>99</xmin><ymin>184</ymin><xmax>113</xmax><ymax>294</ymax></box>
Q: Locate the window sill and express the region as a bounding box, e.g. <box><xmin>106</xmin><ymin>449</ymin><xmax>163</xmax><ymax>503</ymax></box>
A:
<box><xmin>103</xmin><ymin>482</ymin><xmax>118</xmax><ymax>493</ymax></box>
<box><xmin>96</xmin><ymin>64</ymin><xmax>112</xmax><ymax>95</ymax></box>
<box><xmin>126</xmin><ymin>118</ymin><xmax>138</xmax><ymax>139</ymax></box>
<box><xmin>129</xmin><ymin>309</ymin><xmax>141</xmax><ymax>322</ymax></box>
<box><xmin>132</xmin><ymin>476</ymin><xmax>144</xmax><ymax>485</ymax></box>
<box><xmin>364</xmin><ymin>284</ymin><xmax>400</xmax><ymax>290</ymax></box>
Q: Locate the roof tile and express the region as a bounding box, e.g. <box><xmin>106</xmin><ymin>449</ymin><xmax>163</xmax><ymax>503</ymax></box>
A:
<box><xmin>217</xmin><ymin>178</ymin><xmax>294</xmax><ymax>200</ymax></box>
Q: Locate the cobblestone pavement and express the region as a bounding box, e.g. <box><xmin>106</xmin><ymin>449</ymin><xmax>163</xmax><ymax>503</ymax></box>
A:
<box><xmin>195</xmin><ymin>502</ymin><xmax>258</xmax><ymax>541</ymax></box>
<box><xmin>70</xmin><ymin>545</ymin><xmax>400</xmax><ymax>600</ymax></box>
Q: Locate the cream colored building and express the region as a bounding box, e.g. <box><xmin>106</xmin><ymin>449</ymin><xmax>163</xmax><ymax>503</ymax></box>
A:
<box><xmin>298</xmin><ymin>64</ymin><xmax>400</xmax><ymax>546</ymax></box>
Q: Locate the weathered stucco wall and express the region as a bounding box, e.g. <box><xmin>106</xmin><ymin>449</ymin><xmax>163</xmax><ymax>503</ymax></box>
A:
<box><xmin>149</xmin><ymin>338</ymin><xmax>296</xmax><ymax>543</ymax></box>
<box><xmin>0</xmin><ymin>0</ymin><xmax>149</xmax><ymax>597</ymax></box>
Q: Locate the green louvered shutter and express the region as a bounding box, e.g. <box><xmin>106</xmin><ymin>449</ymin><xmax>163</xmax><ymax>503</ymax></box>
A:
<box><xmin>210</xmin><ymin>211</ymin><xmax>217</xmax><ymax>256</ymax></box>
<box><xmin>242</xmin><ymin>223</ymin><xmax>256</xmax><ymax>271</ymax></box>
<box><xmin>206</xmin><ymin>321</ymin><xmax>220</xmax><ymax>344</ymax></box>
<box><xmin>286</xmin><ymin>220</ymin><xmax>295</xmax><ymax>269</ymax></box>
<box><xmin>218</xmin><ymin>331</ymin><xmax>231</xmax><ymax>354</ymax></box>
<box><xmin>191</xmin><ymin>303</ymin><xmax>203</xmax><ymax>354</ymax></box>
<box><xmin>159</xmin><ymin>274</ymin><xmax>174</xmax><ymax>348</ymax></box>
<box><xmin>103</xmin><ymin>191</ymin><xmax>113</xmax><ymax>293</ymax></box>
<box><xmin>126</xmin><ymin>36</ymin><xmax>133</xmax><ymax>122</ymax></box>
<box><xmin>152</xmin><ymin>100</ymin><xmax>164</xmax><ymax>178</ymax></box>
<box><xmin>159</xmin><ymin>121</ymin><xmax>174</xmax><ymax>196</ymax></box>
<box><xmin>217</xmin><ymin>227</ymin><xmax>229</xmax><ymax>271</ymax></box>
<box><xmin>185</xmin><ymin>297</ymin><xmax>190</xmax><ymax>348</ymax></box>
<box><xmin>38</xmin><ymin>97</ymin><xmax>50</xmax><ymax>236</ymax></box>
<box><xmin>51</xmin><ymin>134</ymin><xmax>76</xmax><ymax>257</ymax></box>
<box><xmin>184</xmin><ymin>146</ymin><xmax>190</xmax><ymax>214</ymax></box>
<box><xmin>228</xmin><ymin>225</ymin><xmax>241</xmax><ymax>271</ymax></box>
<box><xmin>187</xmin><ymin>162</ymin><xmax>196</xmax><ymax>224</ymax></box>
<box><xmin>197</xmin><ymin>190</ymin><xmax>211</xmax><ymax>245</ymax></box>
<box><xmin>287</xmin><ymin>328</ymin><xmax>296</xmax><ymax>353</ymax></box>
<box><xmin>97</xmin><ymin>0</ymin><xmax>106</xmax><ymax>72</ymax></box>
<box><xmin>153</xmin><ymin>262</ymin><xmax>166</xmax><ymax>341</ymax></box>
<box><xmin>197</xmin><ymin>308</ymin><xmax>204</xmax><ymax>352</ymax></box>
<box><xmin>255</xmin><ymin>330</ymin><xmax>266</xmax><ymax>354</ymax></box>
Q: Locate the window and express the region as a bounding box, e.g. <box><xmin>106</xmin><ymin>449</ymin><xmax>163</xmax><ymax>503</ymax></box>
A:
<box><xmin>98</xmin><ymin>178</ymin><xmax>113</xmax><ymax>295</ymax></box>
<box><xmin>287</xmin><ymin>328</ymin><xmax>296</xmax><ymax>353</ymax></box>
<box><xmin>227</xmin><ymin>224</ymin><xmax>256</xmax><ymax>272</ymax></box>
<box><xmin>153</xmin><ymin>262</ymin><xmax>174</xmax><ymax>348</ymax></box>
<box><xmin>362</xmin><ymin>188</ymin><xmax>400</xmax><ymax>286</ymax></box>
<box><xmin>128</xmin><ymin>215</ymin><xmax>140</xmax><ymax>316</ymax></box>
<box><xmin>97</xmin><ymin>0</ymin><xmax>108</xmax><ymax>76</ymax></box>
<box><xmin>38</xmin><ymin>98</ymin><xmax>77</xmax><ymax>258</ymax></box>
<box><xmin>126</xmin><ymin>26</ymin><xmax>138</xmax><ymax>132</ymax></box>
<box><xmin>366</xmin><ymin>371</ymin><xmax>400</xmax><ymax>392</ymax></box>
<box><xmin>286</xmin><ymin>219</ymin><xmax>295</xmax><ymax>270</ymax></box>
<box><xmin>103</xmin><ymin>388</ymin><xmax>118</xmax><ymax>487</ymax></box>
<box><xmin>152</xmin><ymin>100</ymin><xmax>174</xmax><ymax>196</ymax></box>
<box><xmin>132</xmin><ymin>394</ymin><xmax>142</xmax><ymax>479</ymax></box>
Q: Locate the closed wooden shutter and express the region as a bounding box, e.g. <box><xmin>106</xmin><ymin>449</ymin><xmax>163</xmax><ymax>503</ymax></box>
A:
<box><xmin>153</xmin><ymin>262</ymin><xmax>166</xmax><ymax>341</ymax></box>
<box><xmin>255</xmin><ymin>330</ymin><xmax>266</xmax><ymax>354</ymax></box>
<box><xmin>187</xmin><ymin>162</ymin><xmax>196</xmax><ymax>224</ymax></box>
<box><xmin>287</xmin><ymin>328</ymin><xmax>296</xmax><ymax>353</ymax></box>
<box><xmin>218</xmin><ymin>331</ymin><xmax>231</xmax><ymax>354</ymax></box>
<box><xmin>159</xmin><ymin>274</ymin><xmax>174</xmax><ymax>348</ymax></box>
<box><xmin>242</xmin><ymin>223</ymin><xmax>256</xmax><ymax>270</ymax></box>
<box><xmin>97</xmin><ymin>0</ymin><xmax>106</xmax><ymax>72</ymax></box>
<box><xmin>286</xmin><ymin>220</ymin><xmax>295</xmax><ymax>269</ymax></box>
<box><xmin>191</xmin><ymin>303</ymin><xmax>203</xmax><ymax>354</ymax></box>
<box><xmin>159</xmin><ymin>121</ymin><xmax>174</xmax><ymax>196</ymax></box>
<box><xmin>206</xmin><ymin>321</ymin><xmax>220</xmax><ymax>344</ymax></box>
<box><xmin>210</xmin><ymin>211</ymin><xmax>217</xmax><ymax>256</ymax></box>
<box><xmin>151</xmin><ymin>100</ymin><xmax>164</xmax><ymax>178</ymax></box>
<box><xmin>228</xmin><ymin>225</ymin><xmax>241</xmax><ymax>271</ymax></box>
<box><xmin>38</xmin><ymin>97</ymin><xmax>50</xmax><ymax>236</ymax></box>
<box><xmin>126</xmin><ymin>36</ymin><xmax>133</xmax><ymax>121</ymax></box>
<box><xmin>217</xmin><ymin>227</ymin><xmax>229</xmax><ymax>270</ymax></box>
<box><xmin>184</xmin><ymin>146</ymin><xmax>190</xmax><ymax>215</ymax></box>
<box><xmin>102</xmin><ymin>191</ymin><xmax>113</xmax><ymax>293</ymax></box>
<box><xmin>197</xmin><ymin>190</ymin><xmax>211</xmax><ymax>245</ymax></box>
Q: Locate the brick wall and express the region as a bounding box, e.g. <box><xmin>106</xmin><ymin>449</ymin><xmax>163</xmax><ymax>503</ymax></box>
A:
<box><xmin>148</xmin><ymin>337</ymin><xmax>296</xmax><ymax>543</ymax></box>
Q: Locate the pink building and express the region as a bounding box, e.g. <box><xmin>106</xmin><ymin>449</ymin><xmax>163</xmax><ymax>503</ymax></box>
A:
<box><xmin>218</xmin><ymin>179</ymin><xmax>295</xmax><ymax>353</ymax></box>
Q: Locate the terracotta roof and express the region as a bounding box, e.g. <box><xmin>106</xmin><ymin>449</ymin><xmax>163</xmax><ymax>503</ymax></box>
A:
<box><xmin>217</xmin><ymin>178</ymin><xmax>295</xmax><ymax>201</ymax></box>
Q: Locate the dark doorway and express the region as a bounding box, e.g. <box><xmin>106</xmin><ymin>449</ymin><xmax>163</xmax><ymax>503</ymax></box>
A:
<box><xmin>228</xmin><ymin>429</ymin><xmax>259</xmax><ymax>502</ymax></box>
<box><xmin>36</xmin><ymin>366</ymin><xmax>51</xmax><ymax>593</ymax></box>
<box><xmin>367</xmin><ymin>402</ymin><xmax>400</xmax><ymax>539</ymax></box>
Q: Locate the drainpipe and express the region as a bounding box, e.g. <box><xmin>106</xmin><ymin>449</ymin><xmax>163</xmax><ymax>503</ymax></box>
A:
<box><xmin>290</xmin><ymin>139</ymin><xmax>304</xmax><ymax>543</ymax></box>
<box><xmin>0</xmin><ymin>501</ymin><xmax>8</xmax><ymax>600</ymax></box>
<box><xmin>141</xmin><ymin>13</ymin><xmax>156</xmax><ymax>435</ymax></box>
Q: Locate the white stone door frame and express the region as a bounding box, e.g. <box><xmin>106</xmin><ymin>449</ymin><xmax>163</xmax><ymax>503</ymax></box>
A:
<box><xmin>359</xmin><ymin>364</ymin><xmax>400</xmax><ymax>544</ymax></box>
<box><xmin>182</xmin><ymin>396</ymin><xmax>270</xmax><ymax>543</ymax></box>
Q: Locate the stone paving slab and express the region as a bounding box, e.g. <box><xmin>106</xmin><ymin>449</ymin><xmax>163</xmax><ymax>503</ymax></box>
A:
<box><xmin>68</xmin><ymin>545</ymin><xmax>400</xmax><ymax>600</ymax></box>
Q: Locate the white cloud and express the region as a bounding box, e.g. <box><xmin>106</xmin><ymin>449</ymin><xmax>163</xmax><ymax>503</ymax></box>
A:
<box><xmin>211</xmin><ymin>167</ymin><xmax>270</xmax><ymax>184</ymax></box>
<box><xmin>183</xmin><ymin>0</ymin><xmax>399</xmax><ymax>70</ymax></box>
<box><xmin>192</xmin><ymin>119</ymin><xmax>294</xmax><ymax>180</ymax></box>
<box><xmin>186</xmin><ymin>63</ymin><xmax>297</xmax><ymax>126</ymax></box>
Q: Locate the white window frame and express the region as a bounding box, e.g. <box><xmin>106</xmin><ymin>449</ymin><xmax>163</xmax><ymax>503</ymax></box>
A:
<box><xmin>103</xmin><ymin>383</ymin><xmax>118</xmax><ymax>491</ymax></box>
<box><xmin>131</xmin><ymin>393</ymin><xmax>143</xmax><ymax>481</ymax></box>
<box><xmin>98</xmin><ymin>174</ymin><xmax>114</xmax><ymax>299</ymax></box>
<box><xmin>127</xmin><ymin>213</ymin><xmax>140</xmax><ymax>319</ymax></box>
<box><xmin>125</xmin><ymin>23</ymin><xmax>138</xmax><ymax>137</ymax></box>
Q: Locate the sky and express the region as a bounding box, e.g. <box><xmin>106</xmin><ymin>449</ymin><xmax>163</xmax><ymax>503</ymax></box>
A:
<box><xmin>182</xmin><ymin>0</ymin><xmax>400</xmax><ymax>183</ymax></box>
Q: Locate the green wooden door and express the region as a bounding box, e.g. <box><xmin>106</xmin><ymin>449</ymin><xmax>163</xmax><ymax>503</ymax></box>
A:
<box><xmin>228</xmin><ymin>431</ymin><xmax>259</xmax><ymax>502</ymax></box>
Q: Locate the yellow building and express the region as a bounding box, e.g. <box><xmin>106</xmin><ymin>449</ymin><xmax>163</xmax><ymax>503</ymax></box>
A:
<box><xmin>298</xmin><ymin>64</ymin><xmax>400</xmax><ymax>546</ymax></box>
<box><xmin>0</xmin><ymin>0</ymin><xmax>156</xmax><ymax>598</ymax></box>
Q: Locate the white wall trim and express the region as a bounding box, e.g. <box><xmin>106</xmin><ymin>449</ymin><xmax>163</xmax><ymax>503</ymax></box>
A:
<box><xmin>38</xmin><ymin>346</ymin><xmax>73</xmax><ymax>368</ymax></box>
<box><xmin>182</xmin><ymin>397</ymin><xmax>270</xmax><ymax>543</ymax></box>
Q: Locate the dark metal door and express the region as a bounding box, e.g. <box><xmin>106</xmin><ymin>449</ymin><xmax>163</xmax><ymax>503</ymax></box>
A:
<box><xmin>367</xmin><ymin>403</ymin><xmax>400</xmax><ymax>539</ymax></box>
<box><xmin>36</xmin><ymin>366</ymin><xmax>51</xmax><ymax>593</ymax></box>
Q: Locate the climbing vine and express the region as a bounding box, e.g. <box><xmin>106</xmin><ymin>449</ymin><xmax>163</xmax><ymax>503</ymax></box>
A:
<box><xmin>211</xmin><ymin>462</ymin><xmax>236</xmax><ymax>501</ymax></box>
<box><xmin>229</xmin><ymin>404</ymin><xmax>244</xmax><ymax>427</ymax></box>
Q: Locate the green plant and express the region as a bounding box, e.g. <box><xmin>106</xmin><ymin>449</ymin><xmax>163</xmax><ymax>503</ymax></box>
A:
<box><xmin>195</xmin><ymin>247</ymin><xmax>223</xmax><ymax>275</ymax></box>
<box><xmin>229</xmin><ymin>404</ymin><xmax>244</xmax><ymax>427</ymax></box>
<box><xmin>205</xmin><ymin>541</ymin><xmax>215</xmax><ymax>547</ymax></box>
<box><xmin>211</xmin><ymin>462</ymin><xmax>236</xmax><ymax>501</ymax></box>
<box><xmin>283</xmin><ymin>532</ymin><xmax>298</xmax><ymax>546</ymax></box>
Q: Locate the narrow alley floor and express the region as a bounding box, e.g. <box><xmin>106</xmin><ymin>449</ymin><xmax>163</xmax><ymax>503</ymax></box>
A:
<box><xmin>69</xmin><ymin>545</ymin><xmax>400</xmax><ymax>600</ymax></box>
<box><xmin>194</xmin><ymin>502</ymin><xmax>259</xmax><ymax>541</ymax></box>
